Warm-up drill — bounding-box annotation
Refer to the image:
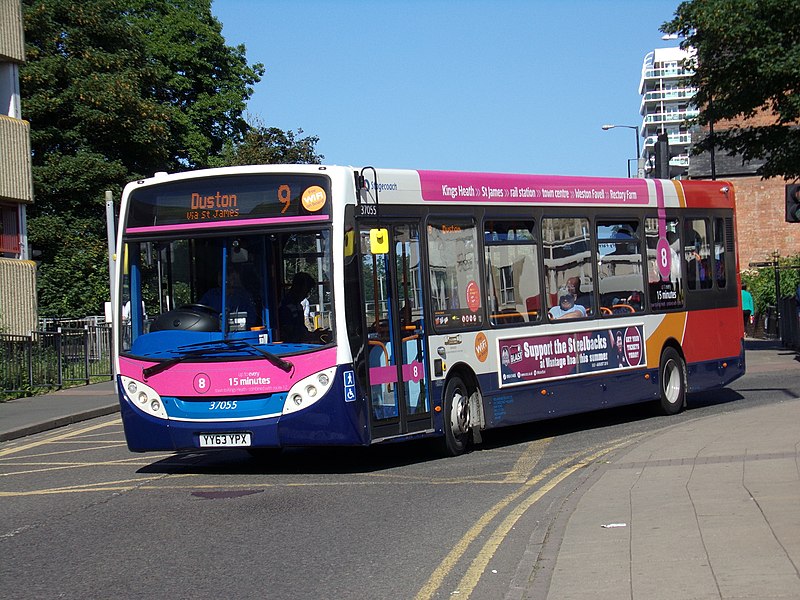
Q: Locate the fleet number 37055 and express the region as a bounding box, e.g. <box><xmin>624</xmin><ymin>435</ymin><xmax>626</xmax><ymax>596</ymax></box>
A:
<box><xmin>209</xmin><ymin>401</ymin><xmax>238</xmax><ymax>410</ymax></box>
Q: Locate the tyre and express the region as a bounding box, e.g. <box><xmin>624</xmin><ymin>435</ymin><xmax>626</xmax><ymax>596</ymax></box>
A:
<box><xmin>441</xmin><ymin>375</ymin><xmax>471</xmax><ymax>456</ymax></box>
<box><xmin>658</xmin><ymin>347</ymin><xmax>687</xmax><ymax>415</ymax></box>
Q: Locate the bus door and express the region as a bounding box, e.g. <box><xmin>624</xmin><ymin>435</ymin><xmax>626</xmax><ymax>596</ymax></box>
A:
<box><xmin>361</xmin><ymin>222</ymin><xmax>431</xmax><ymax>440</ymax></box>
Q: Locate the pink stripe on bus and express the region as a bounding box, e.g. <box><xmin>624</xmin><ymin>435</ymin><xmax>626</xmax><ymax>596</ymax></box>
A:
<box><xmin>417</xmin><ymin>170</ymin><xmax>650</xmax><ymax>205</ymax></box>
<box><xmin>369</xmin><ymin>364</ymin><xmax>398</xmax><ymax>386</ymax></box>
<box><xmin>126</xmin><ymin>214</ymin><xmax>329</xmax><ymax>234</ymax></box>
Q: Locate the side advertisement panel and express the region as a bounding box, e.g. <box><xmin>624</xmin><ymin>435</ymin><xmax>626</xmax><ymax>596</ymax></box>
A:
<box><xmin>498</xmin><ymin>325</ymin><xmax>646</xmax><ymax>387</ymax></box>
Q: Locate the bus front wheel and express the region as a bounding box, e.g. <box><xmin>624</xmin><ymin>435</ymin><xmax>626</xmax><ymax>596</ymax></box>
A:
<box><xmin>442</xmin><ymin>375</ymin><xmax>471</xmax><ymax>456</ymax></box>
<box><xmin>658</xmin><ymin>347</ymin><xmax>687</xmax><ymax>415</ymax></box>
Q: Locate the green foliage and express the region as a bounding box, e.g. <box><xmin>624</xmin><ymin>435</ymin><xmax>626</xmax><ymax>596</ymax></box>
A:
<box><xmin>741</xmin><ymin>253</ymin><xmax>800</xmax><ymax>314</ymax></box>
<box><xmin>127</xmin><ymin>0</ymin><xmax>264</xmax><ymax>168</ymax></box>
<box><xmin>662</xmin><ymin>0</ymin><xmax>800</xmax><ymax>180</ymax></box>
<box><xmin>29</xmin><ymin>215</ymin><xmax>112</xmax><ymax>316</ymax></box>
<box><xmin>20</xmin><ymin>0</ymin><xmax>268</xmax><ymax>317</ymax></box>
<box><xmin>211</xmin><ymin>121</ymin><xmax>325</xmax><ymax>167</ymax></box>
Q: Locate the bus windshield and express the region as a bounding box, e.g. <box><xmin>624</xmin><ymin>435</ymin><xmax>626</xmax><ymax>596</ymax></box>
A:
<box><xmin>120</xmin><ymin>228</ymin><xmax>333</xmax><ymax>359</ymax></box>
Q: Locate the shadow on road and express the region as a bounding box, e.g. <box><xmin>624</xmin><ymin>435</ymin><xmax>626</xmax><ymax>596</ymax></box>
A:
<box><xmin>137</xmin><ymin>386</ymin><xmax>746</xmax><ymax>476</ymax></box>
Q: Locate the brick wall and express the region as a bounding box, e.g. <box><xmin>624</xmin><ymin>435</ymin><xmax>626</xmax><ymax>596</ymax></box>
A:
<box><xmin>689</xmin><ymin>111</ymin><xmax>800</xmax><ymax>268</ymax></box>
<box><xmin>733</xmin><ymin>178</ymin><xmax>799</xmax><ymax>268</ymax></box>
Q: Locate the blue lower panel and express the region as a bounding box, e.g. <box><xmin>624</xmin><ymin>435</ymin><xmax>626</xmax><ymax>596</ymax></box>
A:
<box><xmin>119</xmin><ymin>366</ymin><xmax>370</xmax><ymax>452</ymax></box>
<box><xmin>120</xmin><ymin>398</ymin><xmax>282</xmax><ymax>452</ymax></box>
<box><xmin>482</xmin><ymin>369</ymin><xmax>661</xmax><ymax>429</ymax></box>
<box><xmin>687</xmin><ymin>354</ymin><xmax>745</xmax><ymax>393</ymax></box>
<box><xmin>479</xmin><ymin>351</ymin><xmax>745</xmax><ymax>430</ymax></box>
<box><xmin>278</xmin><ymin>368</ymin><xmax>369</xmax><ymax>447</ymax></box>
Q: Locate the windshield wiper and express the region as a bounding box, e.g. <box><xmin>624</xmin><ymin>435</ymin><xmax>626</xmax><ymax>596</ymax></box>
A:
<box><xmin>142</xmin><ymin>339</ymin><xmax>294</xmax><ymax>379</ymax></box>
<box><xmin>228</xmin><ymin>339</ymin><xmax>294</xmax><ymax>374</ymax></box>
<box><xmin>142</xmin><ymin>348</ymin><xmax>206</xmax><ymax>378</ymax></box>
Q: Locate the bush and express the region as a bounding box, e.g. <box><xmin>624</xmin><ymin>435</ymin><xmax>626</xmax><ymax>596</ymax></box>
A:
<box><xmin>741</xmin><ymin>253</ymin><xmax>800</xmax><ymax>315</ymax></box>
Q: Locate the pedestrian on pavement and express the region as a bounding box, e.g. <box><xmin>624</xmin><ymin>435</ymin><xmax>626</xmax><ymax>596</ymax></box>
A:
<box><xmin>741</xmin><ymin>283</ymin><xmax>755</xmax><ymax>332</ymax></box>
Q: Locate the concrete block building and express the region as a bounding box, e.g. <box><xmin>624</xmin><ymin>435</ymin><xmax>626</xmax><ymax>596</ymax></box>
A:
<box><xmin>0</xmin><ymin>0</ymin><xmax>36</xmax><ymax>335</ymax></box>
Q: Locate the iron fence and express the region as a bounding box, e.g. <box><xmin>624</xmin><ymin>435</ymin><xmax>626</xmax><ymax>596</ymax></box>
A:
<box><xmin>0</xmin><ymin>323</ymin><xmax>113</xmax><ymax>397</ymax></box>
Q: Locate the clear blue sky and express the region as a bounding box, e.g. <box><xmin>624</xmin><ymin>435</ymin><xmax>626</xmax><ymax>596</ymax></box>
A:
<box><xmin>212</xmin><ymin>0</ymin><xmax>682</xmax><ymax>178</ymax></box>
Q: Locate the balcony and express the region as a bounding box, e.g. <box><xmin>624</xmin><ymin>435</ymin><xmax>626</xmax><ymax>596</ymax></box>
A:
<box><xmin>641</xmin><ymin>66</ymin><xmax>693</xmax><ymax>80</ymax></box>
<box><xmin>0</xmin><ymin>115</ymin><xmax>33</xmax><ymax>204</ymax></box>
<box><xmin>669</xmin><ymin>155</ymin><xmax>690</xmax><ymax>167</ymax></box>
<box><xmin>643</xmin><ymin>88</ymin><xmax>695</xmax><ymax>102</ymax></box>
<box><xmin>640</xmin><ymin>88</ymin><xmax>696</xmax><ymax>113</ymax></box>
<box><xmin>643</xmin><ymin>132</ymin><xmax>693</xmax><ymax>149</ymax></box>
<box><xmin>642</xmin><ymin>109</ymin><xmax>700</xmax><ymax>129</ymax></box>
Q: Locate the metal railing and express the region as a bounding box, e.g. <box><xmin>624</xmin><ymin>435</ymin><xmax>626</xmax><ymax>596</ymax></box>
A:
<box><xmin>0</xmin><ymin>322</ymin><xmax>113</xmax><ymax>397</ymax></box>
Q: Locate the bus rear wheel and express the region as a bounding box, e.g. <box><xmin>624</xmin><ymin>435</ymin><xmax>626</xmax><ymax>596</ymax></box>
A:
<box><xmin>658</xmin><ymin>347</ymin><xmax>687</xmax><ymax>415</ymax></box>
<box><xmin>442</xmin><ymin>375</ymin><xmax>471</xmax><ymax>456</ymax></box>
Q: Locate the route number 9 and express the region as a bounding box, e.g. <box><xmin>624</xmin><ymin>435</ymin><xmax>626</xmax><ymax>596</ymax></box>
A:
<box><xmin>278</xmin><ymin>185</ymin><xmax>291</xmax><ymax>214</ymax></box>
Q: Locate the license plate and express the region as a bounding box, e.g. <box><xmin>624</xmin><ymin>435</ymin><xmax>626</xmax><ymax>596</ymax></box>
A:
<box><xmin>198</xmin><ymin>432</ymin><xmax>252</xmax><ymax>447</ymax></box>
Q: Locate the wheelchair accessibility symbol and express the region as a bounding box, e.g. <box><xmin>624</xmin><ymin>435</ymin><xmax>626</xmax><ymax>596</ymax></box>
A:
<box><xmin>343</xmin><ymin>370</ymin><xmax>356</xmax><ymax>402</ymax></box>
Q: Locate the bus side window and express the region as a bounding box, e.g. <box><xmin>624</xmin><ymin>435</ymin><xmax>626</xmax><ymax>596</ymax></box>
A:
<box><xmin>542</xmin><ymin>217</ymin><xmax>594</xmax><ymax>320</ymax></box>
<box><xmin>684</xmin><ymin>218</ymin><xmax>712</xmax><ymax>290</ymax></box>
<box><xmin>484</xmin><ymin>220</ymin><xmax>539</xmax><ymax>326</ymax></box>
<box><xmin>713</xmin><ymin>217</ymin><xmax>727</xmax><ymax>289</ymax></box>
<box><xmin>427</xmin><ymin>219</ymin><xmax>483</xmax><ymax>330</ymax></box>
<box><xmin>645</xmin><ymin>217</ymin><xmax>684</xmax><ymax>311</ymax></box>
<box><xmin>596</xmin><ymin>220</ymin><xmax>645</xmax><ymax>315</ymax></box>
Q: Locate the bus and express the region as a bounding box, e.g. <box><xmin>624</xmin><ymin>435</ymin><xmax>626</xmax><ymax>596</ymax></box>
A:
<box><xmin>113</xmin><ymin>165</ymin><xmax>745</xmax><ymax>456</ymax></box>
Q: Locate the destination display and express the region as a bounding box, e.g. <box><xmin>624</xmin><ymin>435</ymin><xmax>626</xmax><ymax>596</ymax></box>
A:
<box><xmin>127</xmin><ymin>174</ymin><xmax>331</xmax><ymax>228</ymax></box>
<box><xmin>498</xmin><ymin>325</ymin><xmax>645</xmax><ymax>387</ymax></box>
<box><xmin>418</xmin><ymin>170</ymin><xmax>651</xmax><ymax>206</ymax></box>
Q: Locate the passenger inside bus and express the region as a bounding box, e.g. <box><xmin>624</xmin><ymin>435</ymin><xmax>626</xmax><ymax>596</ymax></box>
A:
<box><xmin>566</xmin><ymin>277</ymin><xmax>593</xmax><ymax>315</ymax></box>
<box><xmin>548</xmin><ymin>292</ymin><xmax>587</xmax><ymax>320</ymax></box>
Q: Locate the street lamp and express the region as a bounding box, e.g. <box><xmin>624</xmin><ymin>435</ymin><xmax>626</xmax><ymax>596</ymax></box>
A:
<box><xmin>602</xmin><ymin>124</ymin><xmax>643</xmax><ymax>177</ymax></box>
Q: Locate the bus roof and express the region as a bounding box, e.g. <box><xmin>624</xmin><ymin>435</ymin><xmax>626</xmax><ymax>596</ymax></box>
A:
<box><xmin>123</xmin><ymin>164</ymin><xmax>735</xmax><ymax>211</ymax></box>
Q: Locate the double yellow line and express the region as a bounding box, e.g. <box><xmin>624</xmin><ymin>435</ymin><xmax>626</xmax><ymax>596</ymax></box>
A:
<box><xmin>415</xmin><ymin>436</ymin><xmax>639</xmax><ymax>599</ymax></box>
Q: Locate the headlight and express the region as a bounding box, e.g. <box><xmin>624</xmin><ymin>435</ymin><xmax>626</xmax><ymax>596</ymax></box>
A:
<box><xmin>283</xmin><ymin>367</ymin><xmax>337</xmax><ymax>415</ymax></box>
<box><xmin>121</xmin><ymin>376</ymin><xmax>168</xmax><ymax>420</ymax></box>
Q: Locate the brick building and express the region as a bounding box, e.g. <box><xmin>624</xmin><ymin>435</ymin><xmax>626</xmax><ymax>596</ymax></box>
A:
<box><xmin>688</xmin><ymin>111</ymin><xmax>799</xmax><ymax>269</ymax></box>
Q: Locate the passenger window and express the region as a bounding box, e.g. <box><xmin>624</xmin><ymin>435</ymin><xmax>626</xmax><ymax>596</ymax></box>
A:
<box><xmin>427</xmin><ymin>219</ymin><xmax>483</xmax><ymax>330</ymax></box>
<box><xmin>713</xmin><ymin>217</ymin><xmax>727</xmax><ymax>289</ymax></box>
<box><xmin>596</xmin><ymin>220</ymin><xmax>644</xmax><ymax>315</ymax></box>
<box><xmin>542</xmin><ymin>218</ymin><xmax>594</xmax><ymax>320</ymax></box>
<box><xmin>484</xmin><ymin>220</ymin><xmax>539</xmax><ymax>326</ymax></box>
<box><xmin>683</xmin><ymin>218</ymin><xmax>712</xmax><ymax>290</ymax></box>
<box><xmin>645</xmin><ymin>217</ymin><xmax>684</xmax><ymax>310</ymax></box>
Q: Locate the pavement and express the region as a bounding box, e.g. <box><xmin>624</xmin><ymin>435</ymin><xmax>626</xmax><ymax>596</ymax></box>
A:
<box><xmin>541</xmin><ymin>339</ymin><xmax>800</xmax><ymax>600</ymax></box>
<box><xmin>0</xmin><ymin>378</ymin><xmax>119</xmax><ymax>443</ymax></box>
<box><xmin>1</xmin><ymin>340</ymin><xmax>798</xmax><ymax>599</ymax></box>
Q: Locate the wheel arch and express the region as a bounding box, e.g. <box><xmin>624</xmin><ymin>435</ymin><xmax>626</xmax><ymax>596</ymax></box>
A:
<box><xmin>659</xmin><ymin>337</ymin><xmax>685</xmax><ymax>363</ymax></box>
<box><xmin>443</xmin><ymin>361</ymin><xmax>481</xmax><ymax>397</ymax></box>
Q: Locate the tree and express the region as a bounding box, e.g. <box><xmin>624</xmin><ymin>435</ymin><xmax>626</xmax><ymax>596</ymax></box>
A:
<box><xmin>662</xmin><ymin>0</ymin><xmax>800</xmax><ymax>180</ymax></box>
<box><xmin>127</xmin><ymin>0</ymin><xmax>264</xmax><ymax>169</ymax></box>
<box><xmin>211</xmin><ymin>120</ymin><xmax>325</xmax><ymax>167</ymax></box>
<box><xmin>20</xmin><ymin>0</ymin><xmax>264</xmax><ymax>316</ymax></box>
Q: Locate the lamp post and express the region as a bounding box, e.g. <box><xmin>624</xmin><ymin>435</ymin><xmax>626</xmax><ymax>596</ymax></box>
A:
<box><xmin>602</xmin><ymin>124</ymin><xmax>643</xmax><ymax>178</ymax></box>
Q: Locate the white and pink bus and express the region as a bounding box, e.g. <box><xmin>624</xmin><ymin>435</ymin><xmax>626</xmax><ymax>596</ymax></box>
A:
<box><xmin>113</xmin><ymin>165</ymin><xmax>745</xmax><ymax>456</ymax></box>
